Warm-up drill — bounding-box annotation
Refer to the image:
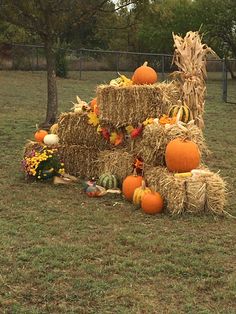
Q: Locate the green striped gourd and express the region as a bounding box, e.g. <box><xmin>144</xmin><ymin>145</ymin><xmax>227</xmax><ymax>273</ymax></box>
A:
<box><xmin>97</xmin><ymin>173</ymin><xmax>119</xmax><ymax>190</ymax></box>
<box><xmin>133</xmin><ymin>180</ymin><xmax>151</xmax><ymax>207</ymax></box>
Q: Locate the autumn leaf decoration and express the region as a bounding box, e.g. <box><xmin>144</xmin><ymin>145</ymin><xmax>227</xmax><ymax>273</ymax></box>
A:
<box><xmin>87</xmin><ymin>111</ymin><xmax>99</xmax><ymax>126</ymax></box>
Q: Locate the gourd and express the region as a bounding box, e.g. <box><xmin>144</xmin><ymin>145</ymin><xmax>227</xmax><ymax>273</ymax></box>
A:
<box><xmin>97</xmin><ymin>173</ymin><xmax>119</xmax><ymax>190</ymax></box>
<box><xmin>132</xmin><ymin>62</ymin><xmax>158</xmax><ymax>85</ymax></box>
<box><xmin>34</xmin><ymin>130</ymin><xmax>48</xmax><ymax>143</ymax></box>
<box><xmin>122</xmin><ymin>170</ymin><xmax>143</xmax><ymax>201</ymax></box>
<box><xmin>165</xmin><ymin>138</ymin><xmax>200</xmax><ymax>173</ymax></box>
<box><xmin>141</xmin><ymin>191</ymin><xmax>164</xmax><ymax>214</ymax></box>
<box><xmin>133</xmin><ymin>180</ymin><xmax>151</xmax><ymax>207</ymax></box>
<box><xmin>43</xmin><ymin>134</ymin><xmax>59</xmax><ymax>146</ymax></box>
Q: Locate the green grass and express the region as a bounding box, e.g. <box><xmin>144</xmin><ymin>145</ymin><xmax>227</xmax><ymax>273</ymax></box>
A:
<box><xmin>0</xmin><ymin>71</ymin><xmax>236</xmax><ymax>313</ymax></box>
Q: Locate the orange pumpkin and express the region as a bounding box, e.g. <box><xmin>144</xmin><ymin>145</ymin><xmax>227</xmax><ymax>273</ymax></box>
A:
<box><xmin>122</xmin><ymin>172</ymin><xmax>143</xmax><ymax>201</ymax></box>
<box><xmin>132</xmin><ymin>61</ymin><xmax>158</xmax><ymax>85</ymax></box>
<box><xmin>165</xmin><ymin>138</ymin><xmax>200</xmax><ymax>173</ymax></box>
<box><xmin>141</xmin><ymin>191</ymin><xmax>164</xmax><ymax>214</ymax></box>
<box><xmin>34</xmin><ymin>130</ymin><xmax>48</xmax><ymax>143</ymax></box>
<box><xmin>90</xmin><ymin>97</ymin><xmax>99</xmax><ymax>115</ymax></box>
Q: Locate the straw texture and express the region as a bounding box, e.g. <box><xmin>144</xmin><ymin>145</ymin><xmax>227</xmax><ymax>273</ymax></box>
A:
<box><xmin>97</xmin><ymin>81</ymin><xmax>180</xmax><ymax>127</ymax></box>
<box><xmin>136</xmin><ymin>121</ymin><xmax>209</xmax><ymax>166</ymax></box>
<box><xmin>58</xmin><ymin>112</ymin><xmax>109</xmax><ymax>149</ymax></box>
<box><xmin>145</xmin><ymin>166</ymin><xmax>227</xmax><ymax>215</ymax></box>
<box><xmin>96</xmin><ymin>149</ymin><xmax>134</xmax><ymax>182</ymax></box>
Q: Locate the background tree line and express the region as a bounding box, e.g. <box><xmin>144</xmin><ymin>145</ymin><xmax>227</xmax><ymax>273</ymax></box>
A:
<box><xmin>0</xmin><ymin>0</ymin><xmax>235</xmax><ymax>126</ymax></box>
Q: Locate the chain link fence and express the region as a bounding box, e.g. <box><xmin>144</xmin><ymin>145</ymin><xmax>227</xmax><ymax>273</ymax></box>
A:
<box><xmin>0</xmin><ymin>43</ymin><xmax>235</xmax><ymax>102</ymax></box>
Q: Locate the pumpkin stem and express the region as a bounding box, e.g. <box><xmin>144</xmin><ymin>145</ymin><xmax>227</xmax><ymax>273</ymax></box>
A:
<box><xmin>141</xmin><ymin>179</ymin><xmax>147</xmax><ymax>189</ymax></box>
<box><xmin>143</xmin><ymin>61</ymin><xmax>148</xmax><ymax>67</ymax></box>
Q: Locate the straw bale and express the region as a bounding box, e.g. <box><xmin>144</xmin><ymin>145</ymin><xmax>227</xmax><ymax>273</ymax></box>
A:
<box><xmin>58</xmin><ymin>112</ymin><xmax>109</xmax><ymax>150</ymax></box>
<box><xmin>97</xmin><ymin>81</ymin><xmax>180</xmax><ymax>127</ymax></box>
<box><xmin>136</xmin><ymin>121</ymin><xmax>209</xmax><ymax>167</ymax></box>
<box><xmin>145</xmin><ymin>166</ymin><xmax>227</xmax><ymax>216</ymax></box>
<box><xmin>58</xmin><ymin>144</ymin><xmax>99</xmax><ymax>179</ymax></box>
<box><xmin>96</xmin><ymin>149</ymin><xmax>134</xmax><ymax>182</ymax></box>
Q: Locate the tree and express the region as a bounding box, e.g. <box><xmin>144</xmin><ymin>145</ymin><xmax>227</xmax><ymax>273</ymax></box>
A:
<box><xmin>0</xmin><ymin>0</ymin><xmax>139</xmax><ymax>127</ymax></box>
<box><xmin>193</xmin><ymin>0</ymin><xmax>236</xmax><ymax>78</ymax></box>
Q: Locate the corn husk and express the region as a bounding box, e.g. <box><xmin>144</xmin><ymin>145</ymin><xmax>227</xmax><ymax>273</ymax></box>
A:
<box><xmin>172</xmin><ymin>31</ymin><xmax>217</xmax><ymax>128</ymax></box>
<box><xmin>97</xmin><ymin>81</ymin><xmax>180</xmax><ymax>127</ymax></box>
<box><xmin>145</xmin><ymin>166</ymin><xmax>227</xmax><ymax>216</ymax></box>
<box><xmin>136</xmin><ymin>121</ymin><xmax>209</xmax><ymax>166</ymax></box>
<box><xmin>96</xmin><ymin>149</ymin><xmax>134</xmax><ymax>182</ymax></box>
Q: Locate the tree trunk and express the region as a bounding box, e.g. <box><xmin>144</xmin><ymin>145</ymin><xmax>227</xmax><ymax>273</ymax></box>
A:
<box><xmin>41</xmin><ymin>39</ymin><xmax>58</xmax><ymax>129</ymax></box>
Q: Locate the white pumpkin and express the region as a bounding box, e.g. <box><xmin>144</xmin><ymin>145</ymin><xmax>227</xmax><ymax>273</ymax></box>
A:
<box><xmin>43</xmin><ymin>134</ymin><xmax>59</xmax><ymax>145</ymax></box>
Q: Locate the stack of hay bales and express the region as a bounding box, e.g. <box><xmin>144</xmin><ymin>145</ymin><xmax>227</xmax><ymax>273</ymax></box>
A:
<box><xmin>51</xmin><ymin>31</ymin><xmax>227</xmax><ymax>215</ymax></box>
<box><xmin>57</xmin><ymin>112</ymin><xmax>109</xmax><ymax>178</ymax></box>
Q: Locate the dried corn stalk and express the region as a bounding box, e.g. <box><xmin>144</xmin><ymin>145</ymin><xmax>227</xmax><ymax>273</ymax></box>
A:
<box><xmin>172</xmin><ymin>31</ymin><xmax>216</xmax><ymax>128</ymax></box>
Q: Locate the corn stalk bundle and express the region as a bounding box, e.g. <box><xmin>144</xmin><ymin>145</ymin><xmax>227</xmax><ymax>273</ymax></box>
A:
<box><xmin>58</xmin><ymin>144</ymin><xmax>99</xmax><ymax>179</ymax></box>
<box><xmin>58</xmin><ymin>112</ymin><xmax>109</xmax><ymax>150</ymax></box>
<box><xmin>97</xmin><ymin>81</ymin><xmax>180</xmax><ymax>127</ymax></box>
<box><xmin>145</xmin><ymin>166</ymin><xmax>227</xmax><ymax>216</ymax></box>
<box><xmin>172</xmin><ymin>31</ymin><xmax>216</xmax><ymax>128</ymax></box>
<box><xmin>96</xmin><ymin>149</ymin><xmax>134</xmax><ymax>182</ymax></box>
<box><xmin>136</xmin><ymin>121</ymin><xmax>209</xmax><ymax>167</ymax></box>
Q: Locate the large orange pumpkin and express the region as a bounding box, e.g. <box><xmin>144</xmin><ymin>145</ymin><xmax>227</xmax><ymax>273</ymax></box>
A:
<box><xmin>165</xmin><ymin>138</ymin><xmax>200</xmax><ymax>173</ymax></box>
<box><xmin>141</xmin><ymin>191</ymin><xmax>163</xmax><ymax>214</ymax></box>
<box><xmin>122</xmin><ymin>173</ymin><xmax>143</xmax><ymax>201</ymax></box>
<box><xmin>34</xmin><ymin>130</ymin><xmax>48</xmax><ymax>143</ymax></box>
<box><xmin>132</xmin><ymin>61</ymin><xmax>158</xmax><ymax>85</ymax></box>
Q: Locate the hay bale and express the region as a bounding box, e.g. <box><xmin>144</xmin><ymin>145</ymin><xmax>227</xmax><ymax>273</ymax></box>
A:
<box><xmin>97</xmin><ymin>149</ymin><xmax>134</xmax><ymax>182</ymax></box>
<box><xmin>58</xmin><ymin>112</ymin><xmax>109</xmax><ymax>149</ymax></box>
<box><xmin>58</xmin><ymin>144</ymin><xmax>99</xmax><ymax>179</ymax></box>
<box><xmin>145</xmin><ymin>166</ymin><xmax>227</xmax><ymax>216</ymax></box>
<box><xmin>97</xmin><ymin>81</ymin><xmax>180</xmax><ymax>127</ymax></box>
<box><xmin>136</xmin><ymin>121</ymin><xmax>209</xmax><ymax>166</ymax></box>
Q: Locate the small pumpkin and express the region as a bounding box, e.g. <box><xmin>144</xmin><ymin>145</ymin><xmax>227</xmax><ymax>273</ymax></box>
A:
<box><xmin>132</xmin><ymin>61</ymin><xmax>158</xmax><ymax>85</ymax></box>
<box><xmin>165</xmin><ymin>138</ymin><xmax>200</xmax><ymax>173</ymax></box>
<box><xmin>34</xmin><ymin>129</ymin><xmax>48</xmax><ymax>143</ymax></box>
<box><xmin>141</xmin><ymin>191</ymin><xmax>164</xmax><ymax>214</ymax></box>
<box><xmin>122</xmin><ymin>170</ymin><xmax>143</xmax><ymax>201</ymax></box>
<box><xmin>43</xmin><ymin>134</ymin><xmax>59</xmax><ymax>146</ymax></box>
<box><xmin>133</xmin><ymin>180</ymin><xmax>152</xmax><ymax>207</ymax></box>
<box><xmin>97</xmin><ymin>173</ymin><xmax>119</xmax><ymax>190</ymax></box>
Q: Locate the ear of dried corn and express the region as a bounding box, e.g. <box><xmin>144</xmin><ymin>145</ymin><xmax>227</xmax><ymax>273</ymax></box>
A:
<box><xmin>172</xmin><ymin>31</ymin><xmax>217</xmax><ymax>128</ymax></box>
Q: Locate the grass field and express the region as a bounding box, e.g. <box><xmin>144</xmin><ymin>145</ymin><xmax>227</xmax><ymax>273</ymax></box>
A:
<box><xmin>0</xmin><ymin>71</ymin><xmax>235</xmax><ymax>314</ymax></box>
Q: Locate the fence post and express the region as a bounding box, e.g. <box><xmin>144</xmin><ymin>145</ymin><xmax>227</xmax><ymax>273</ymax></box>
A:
<box><xmin>222</xmin><ymin>57</ymin><xmax>227</xmax><ymax>102</ymax></box>
<box><xmin>161</xmin><ymin>55</ymin><xmax>165</xmax><ymax>81</ymax></box>
<box><xmin>78</xmin><ymin>49</ymin><xmax>83</xmax><ymax>80</ymax></box>
<box><xmin>116</xmin><ymin>53</ymin><xmax>120</xmax><ymax>73</ymax></box>
<box><xmin>36</xmin><ymin>47</ymin><xmax>39</xmax><ymax>70</ymax></box>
